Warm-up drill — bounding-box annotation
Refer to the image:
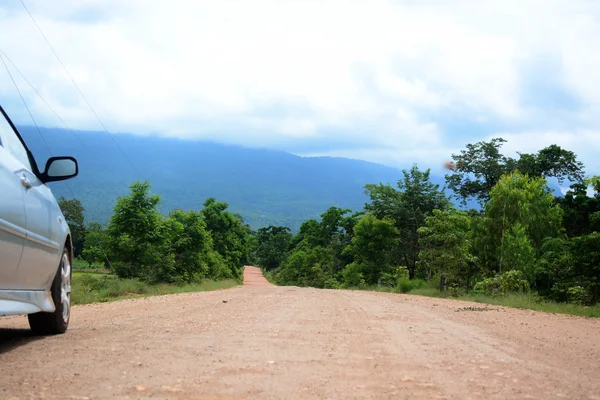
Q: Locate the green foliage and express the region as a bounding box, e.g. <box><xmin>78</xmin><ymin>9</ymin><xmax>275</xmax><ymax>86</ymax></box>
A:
<box><xmin>262</xmin><ymin>147</ymin><xmax>600</xmax><ymax>309</ymax></box>
<box><xmin>162</xmin><ymin>209</ymin><xmax>227</xmax><ymax>283</ymax></box>
<box><xmin>501</xmin><ymin>224</ymin><xmax>537</xmax><ymax>284</ymax></box>
<box><xmin>319</xmin><ymin>207</ymin><xmax>352</xmax><ymax>246</ymax></box>
<box><xmin>201</xmin><ymin>198</ymin><xmax>251</xmax><ymax>280</ymax></box>
<box><xmin>106</xmin><ymin>181</ymin><xmax>168</xmax><ymax>280</ymax></box>
<box><xmin>79</xmin><ymin>136</ymin><xmax>588</xmax><ymax>309</ymax></box>
<box><xmin>256</xmin><ymin>226</ymin><xmax>292</xmax><ymax>271</ymax></box>
<box><xmin>566</xmin><ymin>286</ymin><xmax>589</xmax><ymax>305</ymax></box>
<box><xmin>379</xmin><ymin>271</ymin><xmax>400</xmax><ymax>287</ymax></box>
<box><xmin>556</xmin><ymin>182</ymin><xmax>600</xmax><ymax>237</ymax></box>
<box><xmin>72</xmin><ymin>272</ymin><xmax>237</xmax><ymax>305</ymax></box>
<box><xmin>395</xmin><ymin>278</ymin><xmax>427</xmax><ymax>294</ymax></box>
<box><xmin>340</xmin><ymin>262</ymin><xmax>365</xmax><ymax>288</ymax></box>
<box><xmin>58</xmin><ymin>197</ymin><xmax>86</xmax><ymax>257</ymax></box>
<box><xmin>81</xmin><ymin>222</ymin><xmax>109</xmax><ymax>268</ymax></box>
<box><xmin>276</xmin><ymin>246</ymin><xmax>332</xmax><ymax>288</ymax></box>
<box><xmin>365</xmin><ymin>164</ymin><xmax>449</xmax><ymax>279</ymax></box>
<box><xmin>101</xmin><ymin>182</ymin><xmax>250</xmax><ymax>284</ymax></box>
<box><xmin>342</xmin><ymin>214</ymin><xmax>399</xmax><ymax>285</ymax></box>
<box><xmin>323</xmin><ymin>278</ymin><xmax>340</xmax><ymax>289</ymax></box>
<box><xmin>473</xmin><ymin>270</ymin><xmax>529</xmax><ymax>296</ymax></box>
<box><xmin>446</xmin><ymin>138</ymin><xmax>584</xmax><ymax>205</ymax></box>
<box><xmin>587</xmin><ymin>175</ymin><xmax>600</xmax><ymax>194</ymax></box>
<box><xmin>418</xmin><ymin>209</ymin><xmax>478</xmax><ymax>290</ymax></box>
<box><xmin>569</xmin><ymin>232</ymin><xmax>600</xmax><ymax>304</ymax></box>
<box><xmin>445</xmin><ymin>138</ymin><xmax>514</xmax><ymax>205</ymax></box>
<box><xmin>479</xmin><ymin>172</ymin><xmax>563</xmax><ymax>275</ymax></box>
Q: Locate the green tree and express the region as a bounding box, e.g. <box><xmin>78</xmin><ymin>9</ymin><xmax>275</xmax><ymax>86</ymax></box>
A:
<box><xmin>587</xmin><ymin>175</ymin><xmax>600</xmax><ymax>194</ymax></box>
<box><xmin>201</xmin><ymin>198</ymin><xmax>249</xmax><ymax>279</ymax></box>
<box><xmin>256</xmin><ymin>226</ymin><xmax>292</xmax><ymax>271</ymax></box>
<box><xmin>446</xmin><ymin>138</ymin><xmax>585</xmax><ymax>205</ymax></box>
<box><xmin>106</xmin><ymin>181</ymin><xmax>168</xmax><ymax>280</ymax></box>
<box><xmin>291</xmin><ymin>219</ymin><xmax>321</xmax><ymax>249</ymax></box>
<box><xmin>502</xmin><ymin>223</ymin><xmax>537</xmax><ymax>285</ymax></box>
<box><xmin>81</xmin><ymin>222</ymin><xmax>109</xmax><ymax>268</ymax></box>
<box><xmin>288</xmin><ymin>207</ymin><xmax>361</xmax><ymax>284</ymax></box>
<box><xmin>365</xmin><ymin>164</ymin><xmax>450</xmax><ymax>278</ymax></box>
<box><xmin>570</xmin><ymin>232</ymin><xmax>600</xmax><ymax>304</ymax></box>
<box><xmin>276</xmin><ymin>246</ymin><xmax>332</xmax><ymax>288</ymax></box>
<box><xmin>341</xmin><ymin>214</ymin><xmax>399</xmax><ymax>285</ymax></box>
<box><xmin>536</xmin><ymin>236</ymin><xmax>574</xmax><ymax>298</ymax></box>
<box><xmin>478</xmin><ymin>172</ymin><xmax>563</xmax><ymax>277</ymax></box>
<box><xmin>556</xmin><ymin>182</ymin><xmax>600</xmax><ymax>237</ymax></box>
<box><xmin>318</xmin><ymin>207</ymin><xmax>351</xmax><ymax>246</ymax></box>
<box><xmin>58</xmin><ymin>197</ymin><xmax>86</xmax><ymax>258</ymax></box>
<box><xmin>161</xmin><ymin>209</ymin><xmax>225</xmax><ymax>283</ymax></box>
<box><xmin>417</xmin><ymin>209</ymin><xmax>478</xmax><ymax>290</ymax></box>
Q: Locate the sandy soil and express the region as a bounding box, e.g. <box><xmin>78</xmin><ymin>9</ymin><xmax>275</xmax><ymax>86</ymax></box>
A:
<box><xmin>1</xmin><ymin>266</ymin><xmax>599</xmax><ymax>399</ymax></box>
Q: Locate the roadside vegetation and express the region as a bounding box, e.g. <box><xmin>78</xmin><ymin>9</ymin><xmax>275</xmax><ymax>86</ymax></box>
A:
<box><xmin>60</xmin><ymin>137</ymin><xmax>599</xmax><ymax>316</ymax></box>
<box><xmin>254</xmin><ymin>138</ymin><xmax>600</xmax><ymax>317</ymax></box>
<box><xmin>60</xmin><ymin>184</ymin><xmax>254</xmax><ymax>304</ymax></box>
<box><xmin>71</xmin><ymin>269</ymin><xmax>237</xmax><ymax>305</ymax></box>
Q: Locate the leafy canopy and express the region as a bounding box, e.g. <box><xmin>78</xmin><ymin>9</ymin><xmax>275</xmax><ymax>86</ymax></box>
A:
<box><xmin>446</xmin><ymin>138</ymin><xmax>585</xmax><ymax>205</ymax></box>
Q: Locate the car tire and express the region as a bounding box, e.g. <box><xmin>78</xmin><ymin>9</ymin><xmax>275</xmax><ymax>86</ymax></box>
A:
<box><xmin>28</xmin><ymin>247</ymin><xmax>72</xmax><ymax>335</ymax></box>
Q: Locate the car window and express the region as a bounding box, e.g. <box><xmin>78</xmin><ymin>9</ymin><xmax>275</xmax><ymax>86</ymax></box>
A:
<box><xmin>0</xmin><ymin>111</ymin><xmax>31</xmax><ymax>170</ymax></box>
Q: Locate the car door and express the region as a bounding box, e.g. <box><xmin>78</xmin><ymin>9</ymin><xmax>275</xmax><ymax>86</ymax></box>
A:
<box><xmin>16</xmin><ymin>178</ymin><xmax>62</xmax><ymax>290</ymax></box>
<box><xmin>0</xmin><ymin>127</ymin><xmax>27</xmax><ymax>289</ymax></box>
<box><xmin>0</xmin><ymin>108</ymin><xmax>61</xmax><ymax>290</ymax></box>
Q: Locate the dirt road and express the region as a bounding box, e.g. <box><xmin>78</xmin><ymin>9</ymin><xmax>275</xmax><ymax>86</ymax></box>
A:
<box><xmin>1</xmin><ymin>267</ymin><xmax>599</xmax><ymax>399</ymax></box>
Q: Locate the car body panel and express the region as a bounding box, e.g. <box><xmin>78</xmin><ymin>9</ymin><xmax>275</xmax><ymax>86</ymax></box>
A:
<box><xmin>16</xmin><ymin>172</ymin><xmax>65</xmax><ymax>290</ymax></box>
<box><xmin>0</xmin><ymin>290</ymin><xmax>54</xmax><ymax>316</ymax></box>
<box><xmin>0</xmin><ymin>127</ymin><xmax>28</xmax><ymax>289</ymax></box>
<box><xmin>0</xmin><ymin>105</ymin><xmax>76</xmax><ymax>317</ymax></box>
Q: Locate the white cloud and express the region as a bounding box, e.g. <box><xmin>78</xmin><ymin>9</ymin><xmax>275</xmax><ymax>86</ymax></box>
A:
<box><xmin>0</xmin><ymin>0</ymin><xmax>599</xmax><ymax>172</ymax></box>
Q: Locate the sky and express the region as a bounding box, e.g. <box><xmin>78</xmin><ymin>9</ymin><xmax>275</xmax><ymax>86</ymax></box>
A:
<box><xmin>0</xmin><ymin>0</ymin><xmax>599</xmax><ymax>176</ymax></box>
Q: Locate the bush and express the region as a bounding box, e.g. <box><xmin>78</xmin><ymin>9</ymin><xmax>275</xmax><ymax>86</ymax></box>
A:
<box><xmin>472</xmin><ymin>277</ymin><xmax>497</xmax><ymax>296</ymax></box>
<box><xmin>395</xmin><ymin>278</ymin><xmax>427</xmax><ymax>294</ymax></box>
<box><xmin>567</xmin><ymin>286</ymin><xmax>590</xmax><ymax>305</ymax></box>
<box><xmin>379</xmin><ymin>272</ymin><xmax>398</xmax><ymax>287</ymax></box>
<box><xmin>500</xmin><ymin>270</ymin><xmax>530</xmax><ymax>293</ymax></box>
<box><xmin>341</xmin><ymin>262</ymin><xmax>366</xmax><ymax>288</ymax></box>
<box><xmin>473</xmin><ymin>270</ymin><xmax>529</xmax><ymax>296</ymax></box>
<box><xmin>324</xmin><ymin>278</ymin><xmax>340</xmax><ymax>289</ymax></box>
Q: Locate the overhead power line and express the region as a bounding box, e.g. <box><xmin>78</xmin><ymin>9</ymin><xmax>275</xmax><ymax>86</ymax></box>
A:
<box><xmin>0</xmin><ymin>53</ymin><xmax>52</xmax><ymax>157</ymax></box>
<box><xmin>0</xmin><ymin>48</ymin><xmax>124</xmax><ymax>185</ymax></box>
<box><xmin>0</xmin><ymin>52</ymin><xmax>81</xmax><ymax>199</ymax></box>
<box><xmin>19</xmin><ymin>0</ymin><xmax>146</xmax><ymax>181</ymax></box>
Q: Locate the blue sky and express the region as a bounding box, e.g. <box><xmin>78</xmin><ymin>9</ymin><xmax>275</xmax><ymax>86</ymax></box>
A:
<box><xmin>0</xmin><ymin>0</ymin><xmax>599</xmax><ymax>177</ymax></box>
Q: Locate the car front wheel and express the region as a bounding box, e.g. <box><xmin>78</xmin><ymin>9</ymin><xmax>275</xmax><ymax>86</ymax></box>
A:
<box><xmin>28</xmin><ymin>247</ymin><xmax>72</xmax><ymax>335</ymax></box>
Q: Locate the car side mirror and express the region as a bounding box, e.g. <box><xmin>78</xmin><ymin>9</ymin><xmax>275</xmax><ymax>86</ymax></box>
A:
<box><xmin>41</xmin><ymin>156</ymin><xmax>78</xmax><ymax>183</ymax></box>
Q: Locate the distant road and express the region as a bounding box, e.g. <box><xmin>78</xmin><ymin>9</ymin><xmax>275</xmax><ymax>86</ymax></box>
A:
<box><xmin>243</xmin><ymin>265</ymin><xmax>273</xmax><ymax>287</ymax></box>
<box><xmin>1</xmin><ymin>267</ymin><xmax>599</xmax><ymax>399</ymax></box>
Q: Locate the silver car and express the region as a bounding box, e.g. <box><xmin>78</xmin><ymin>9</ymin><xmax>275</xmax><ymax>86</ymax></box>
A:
<box><xmin>0</xmin><ymin>105</ymin><xmax>78</xmax><ymax>334</ymax></box>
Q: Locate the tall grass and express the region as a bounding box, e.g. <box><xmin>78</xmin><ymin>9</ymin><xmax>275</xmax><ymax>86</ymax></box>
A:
<box><xmin>72</xmin><ymin>272</ymin><xmax>238</xmax><ymax>305</ymax></box>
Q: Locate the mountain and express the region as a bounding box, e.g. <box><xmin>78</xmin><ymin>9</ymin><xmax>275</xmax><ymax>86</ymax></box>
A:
<box><xmin>18</xmin><ymin>126</ymin><xmax>566</xmax><ymax>231</ymax></box>
<box><xmin>18</xmin><ymin>126</ymin><xmax>419</xmax><ymax>231</ymax></box>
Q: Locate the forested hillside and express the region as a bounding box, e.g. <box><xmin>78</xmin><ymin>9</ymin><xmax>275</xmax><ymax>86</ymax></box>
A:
<box><xmin>59</xmin><ymin>135</ymin><xmax>599</xmax><ymax>309</ymax></box>
<box><xmin>255</xmin><ymin>138</ymin><xmax>600</xmax><ymax>307</ymax></box>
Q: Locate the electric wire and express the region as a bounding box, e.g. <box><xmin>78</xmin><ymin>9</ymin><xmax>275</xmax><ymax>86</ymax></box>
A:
<box><xmin>0</xmin><ymin>48</ymin><xmax>126</xmax><ymax>186</ymax></box>
<box><xmin>19</xmin><ymin>0</ymin><xmax>146</xmax><ymax>181</ymax></box>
